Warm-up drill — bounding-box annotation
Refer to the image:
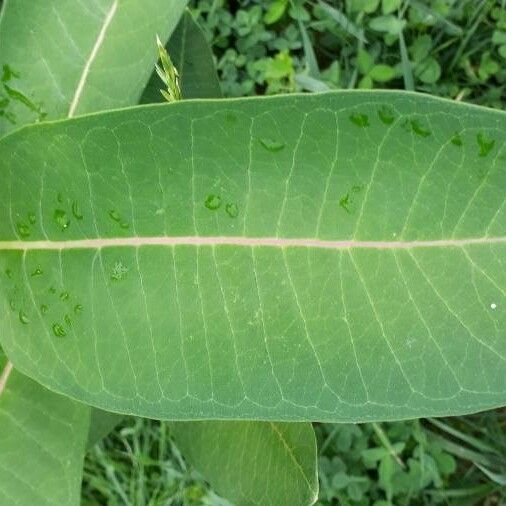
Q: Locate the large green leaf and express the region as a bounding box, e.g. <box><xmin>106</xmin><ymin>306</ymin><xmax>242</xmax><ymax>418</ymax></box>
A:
<box><xmin>0</xmin><ymin>0</ymin><xmax>188</xmax><ymax>136</ymax></box>
<box><xmin>172</xmin><ymin>421</ymin><xmax>318</xmax><ymax>506</ymax></box>
<box><xmin>0</xmin><ymin>363</ymin><xmax>89</xmax><ymax>505</ymax></box>
<box><xmin>0</xmin><ymin>91</ymin><xmax>505</xmax><ymax>422</ymax></box>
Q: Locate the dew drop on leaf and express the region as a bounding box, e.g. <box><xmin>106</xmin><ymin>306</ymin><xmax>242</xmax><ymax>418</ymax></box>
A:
<box><xmin>54</xmin><ymin>209</ymin><xmax>70</xmax><ymax>230</ymax></box>
<box><xmin>378</xmin><ymin>106</ymin><xmax>395</xmax><ymax>125</ymax></box>
<box><xmin>64</xmin><ymin>314</ymin><xmax>72</xmax><ymax>327</ymax></box>
<box><xmin>30</xmin><ymin>268</ymin><xmax>43</xmax><ymax>277</ymax></box>
<box><xmin>451</xmin><ymin>132</ymin><xmax>463</xmax><ymax>146</ymax></box>
<box><xmin>9</xmin><ymin>299</ymin><xmax>16</xmax><ymax>311</ymax></box>
<box><xmin>205</xmin><ymin>194</ymin><xmax>222</xmax><ymax>211</ymax></box>
<box><xmin>349</xmin><ymin>113</ymin><xmax>369</xmax><ymax>127</ymax></box>
<box><xmin>60</xmin><ymin>291</ymin><xmax>70</xmax><ymax>301</ymax></box>
<box><xmin>28</xmin><ymin>212</ymin><xmax>36</xmax><ymax>225</ymax></box>
<box><xmin>71</xmin><ymin>201</ymin><xmax>84</xmax><ymax>220</ymax></box>
<box><xmin>476</xmin><ymin>133</ymin><xmax>495</xmax><ymax>157</ymax></box>
<box><xmin>108</xmin><ymin>210</ymin><xmax>121</xmax><ymax>222</ymax></box>
<box><xmin>52</xmin><ymin>323</ymin><xmax>66</xmax><ymax>337</ymax></box>
<box><xmin>49</xmin><ymin>286</ymin><xmax>57</xmax><ymax>294</ymax></box>
<box><xmin>5</xmin><ymin>268</ymin><xmax>12</xmax><ymax>279</ymax></box>
<box><xmin>259</xmin><ymin>138</ymin><xmax>285</xmax><ymax>152</ymax></box>
<box><xmin>408</xmin><ymin>119</ymin><xmax>431</xmax><ymax>137</ymax></box>
<box><xmin>339</xmin><ymin>194</ymin><xmax>351</xmax><ymax>213</ymax></box>
<box><xmin>16</xmin><ymin>222</ymin><xmax>31</xmax><ymax>238</ymax></box>
<box><xmin>41</xmin><ymin>304</ymin><xmax>49</xmax><ymax>314</ymax></box>
<box><xmin>225</xmin><ymin>203</ymin><xmax>239</xmax><ymax>218</ymax></box>
<box><xmin>18</xmin><ymin>310</ymin><xmax>29</xmax><ymax>324</ymax></box>
<box><xmin>56</xmin><ymin>192</ymin><xmax>64</xmax><ymax>203</ymax></box>
<box><xmin>74</xmin><ymin>304</ymin><xmax>83</xmax><ymax>315</ymax></box>
<box><xmin>111</xmin><ymin>261</ymin><xmax>129</xmax><ymax>281</ymax></box>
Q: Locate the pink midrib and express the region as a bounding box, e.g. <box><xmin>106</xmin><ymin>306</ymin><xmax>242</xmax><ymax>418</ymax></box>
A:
<box><xmin>0</xmin><ymin>235</ymin><xmax>505</xmax><ymax>250</ymax></box>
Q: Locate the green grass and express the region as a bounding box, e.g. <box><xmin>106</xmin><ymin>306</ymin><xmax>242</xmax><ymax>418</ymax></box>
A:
<box><xmin>83</xmin><ymin>1</ymin><xmax>506</xmax><ymax>504</ymax></box>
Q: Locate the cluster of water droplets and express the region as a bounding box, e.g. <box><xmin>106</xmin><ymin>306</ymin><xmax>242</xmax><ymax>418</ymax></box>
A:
<box><xmin>4</xmin><ymin>265</ymin><xmax>84</xmax><ymax>338</ymax></box>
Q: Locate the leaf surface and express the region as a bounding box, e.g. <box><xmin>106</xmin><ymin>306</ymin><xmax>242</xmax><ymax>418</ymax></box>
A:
<box><xmin>0</xmin><ymin>91</ymin><xmax>505</xmax><ymax>421</ymax></box>
<box><xmin>0</xmin><ymin>0</ymin><xmax>188</xmax><ymax>135</ymax></box>
<box><xmin>0</xmin><ymin>1</ymin><xmax>188</xmax><ymax>500</ymax></box>
<box><xmin>172</xmin><ymin>421</ymin><xmax>318</xmax><ymax>506</ymax></box>
<box><xmin>141</xmin><ymin>20</ymin><xmax>318</xmax><ymax>506</ymax></box>
<box><xmin>0</xmin><ymin>361</ymin><xmax>89</xmax><ymax>505</ymax></box>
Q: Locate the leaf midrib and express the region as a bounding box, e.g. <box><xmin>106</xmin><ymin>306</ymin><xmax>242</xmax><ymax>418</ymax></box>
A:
<box><xmin>67</xmin><ymin>0</ymin><xmax>118</xmax><ymax>117</ymax></box>
<box><xmin>0</xmin><ymin>235</ymin><xmax>505</xmax><ymax>251</ymax></box>
<box><xmin>0</xmin><ymin>362</ymin><xmax>13</xmax><ymax>396</ymax></box>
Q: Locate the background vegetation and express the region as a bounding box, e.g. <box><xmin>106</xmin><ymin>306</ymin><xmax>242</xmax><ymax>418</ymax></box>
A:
<box><xmin>77</xmin><ymin>0</ymin><xmax>505</xmax><ymax>504</ymax></box>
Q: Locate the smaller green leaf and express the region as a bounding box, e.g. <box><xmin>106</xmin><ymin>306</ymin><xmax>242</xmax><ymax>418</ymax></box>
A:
<box><xmin>492</xmin><ymin>30</ymin><xmax>506</xmax><ymax>45</ymax></box>
<box><xmin>264</xmin><ymin>0</ymin><xmax>288</xmax><ymax>24</ymax></box>
<box><xmin>358</xmin><ymin>75</ymin><xmax>374</xmax><ymax>88</ymax></box>
<box><xmin>172</xmin><ymin>421</ymin><xmax>318</xmax><ymax>506</ymax></box>
<box><xmin>299</xmin><ymin>21</ymin><xmax>320</xmax><ymax>78</ymax></box>
<box><xmin>351</xmin><ymin>0</ymin><xmax>380</xmax><ymax>14</ymax></box>
<box><xmin>369</xmin><ymin>15</ymin><xmax>406</xmax><ymax>36</ymax></box>
<box><xmin>410</xmin><ymin>35</ymin><xmax>432</xmax><ymax>63</ymax></box>
<box><xmin>357</xmin><ymin>49</ymin><xmax>374</xmax><ymax>74</ymax></box>
<box><xmin>0</xmin><ymin>366</ymin><xmax>90</xmax><ymax>505</ymax></box>
<box><xmin>369</xmin><ymin>64</ymin><xmax>396</xmax><ymax>82</ymax></box>
<box><xmin>87</xmin><ymin>408</ymin><xmax>124</xmax><ymax>448</ymax></box>
<box><xmin>382</xmin><ymin>0</ymin><xmax>401</xmax><ymax>15</ymax></box>
<box><xmin>318</xmin><ymin>1</ymin><xmax>367</xmax><ymax>43</ymax></box>
<box><xmin>415</xmin><ymin>57</ymin><xmax>441</xmax><ymax>84</ymax></box>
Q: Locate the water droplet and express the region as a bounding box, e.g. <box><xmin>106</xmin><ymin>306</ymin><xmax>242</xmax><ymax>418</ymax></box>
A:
<box><xmin>205</xmin><ymin>194</ymin><xmax>222</xmax><ymax>211</ymax></box>
<box><xmin>491</xmin><ymin>303</ymin><xmax>497</xmax><ymax>310</ymax></box>
<box><xmin>60</xmin><ymin>291</ymin><xmax>70</xmax><ymax>301</ymax></box>
<box><xmin>225</xmin><ymin>203</ymin><xmax>239</xmax><ymax>218</ymax></box>
<box><xmin>451</xmin><ymin>132</ymin><xmax>463</xmax><ymax>146</ymax></box>
<box><xmin>477</xmin><ymin>133</ymin><xmax>495</xmax><ymax>157</ymax></box>
<box><xmin>56</xmin><ymin>192</ymin><xmax>64</xmax><ymax>203</ymax></box>
<box><xmin>30</xmin><ymin>268</ymin><xmax>43</xmax><ymax>277</ymax></box>
<box><xmin>18</xmin><ymin>310</ymin><xmax>29</xmax><ymax>324</ymax></box>
<box><xmin>49</xmin><ymin>286</ymin><xmax>57</xmax><ymax>294</ymax></box>
<box><xmin>339</xmin><ymin>194</ymin><xmax>351</xmax><ymax>213</ymax></box>
<box><xmin>259</xmin><ymin>138</ymin><xmax>285</xmax><ymax>152</ymax></box>
<box><xmin>64</xmin><ymin>314</ymin><xmax>72</xmax><ymax>327</ymax></box>
<box><xmin>54</xmin><ymin>209</ymin><xmax>70</xmax><ymax>231</ymax></box>
<box><xmin>41</xmin><ymin>304</ymin><xmax>49</xmax><ymax>314</ymax></box>
<box><xmin>74</xmin><ymin>304</ymin><xmax>83</xmax><ymax>315</ymax></box>
<box><xmin>52</xmin><ymin>323</ymin><xmax>66</xmax><ymax>337</ymax></box>
<box><xmin>28</xmin><ymin>212</ymin><xmax>36</xmax><ymax>225</ymax></box>
<box><xmin>109</xmin><ymin>210</ymin><xmax>129</xmax><ymax>228</ymax></box>
<box><xmin>5</xmin><ymin>268</ymin><xmax>12</xmax><ymax>279</ymax></box>
<box><xmin>349</xmin><ymin>113</ymin><xmax>369</xmax><ymax>128</ymax></box>
<box><xmin>351</xmin><ymin>184</ymin><xmax>364</xmax><ymax>193</ymax></box>
<box><xmin>378</xmin><ymin>106</ymin><xmax>395</xmax><ymax>125</ymax></box>
<box><xmin>9</xmin><ymin>299</ymin><xmax>16</xmax><ymax>311</ymax></box>
<box><xmin>71</xmin><ymin>201</ymin><xmax>84</xmax><ymax>220</ymax></box>
<box><xmin>408</xmin><ymin>119</ymin><xmax>431</xmax><ymax>137</ymax></box>
<box><xmin>108</xmin><ymin>210</ymin><xmax>121</xmax><ymax>222</ymax></box>
<box><xmin>16</xmin><ymin>222</ymin><xmax>30</xmax><ymax>238</ymax></box>
<box><xmin>111</xmin><ymin>261</ymin><xmax>129</xmax><ymax>281</ymax></box>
